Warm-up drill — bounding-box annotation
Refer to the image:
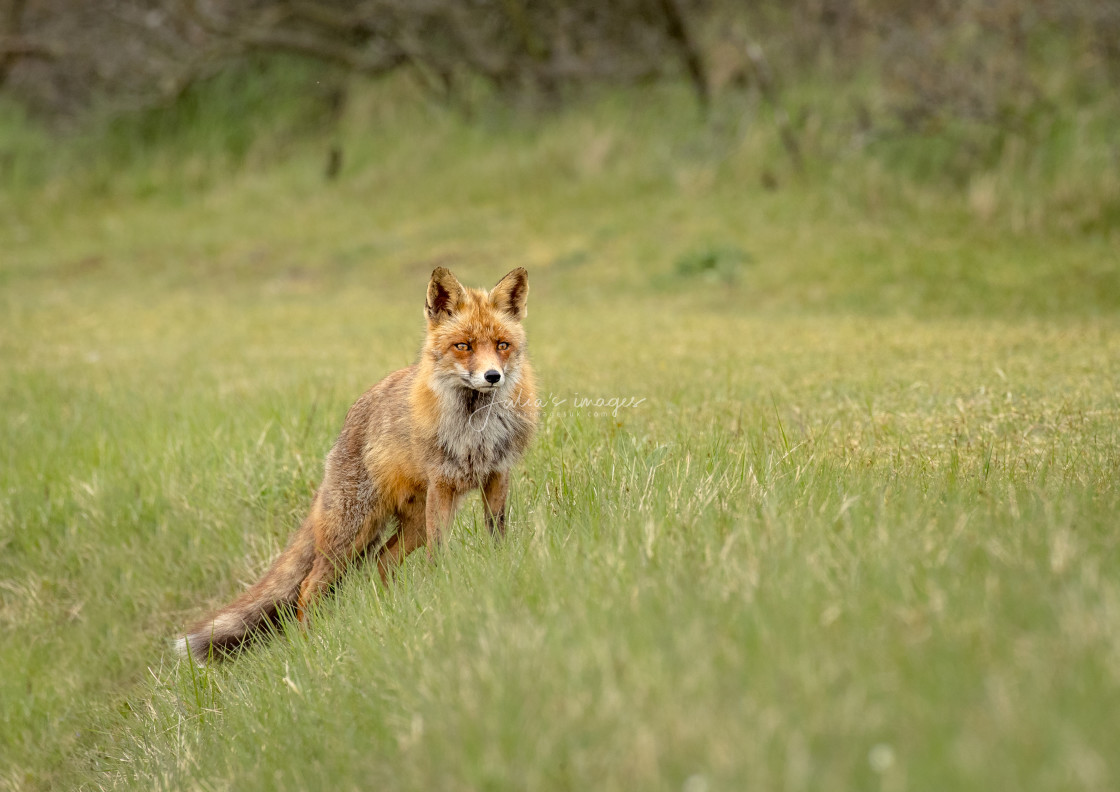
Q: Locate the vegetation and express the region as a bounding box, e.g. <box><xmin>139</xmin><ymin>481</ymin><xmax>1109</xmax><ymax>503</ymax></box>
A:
<box><xmin>1</xmin><ymin>13</ymin><xmax>1119</xmax><ymax>789</ymax></box>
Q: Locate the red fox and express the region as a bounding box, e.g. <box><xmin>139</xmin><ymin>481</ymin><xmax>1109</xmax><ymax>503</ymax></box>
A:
<box><xmin>177</xmin><ymin>267</ymin><xmax>538</xmax><ymax>662</ymax></box>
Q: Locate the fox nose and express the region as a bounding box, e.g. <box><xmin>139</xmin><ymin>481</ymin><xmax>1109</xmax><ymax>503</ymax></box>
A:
<box><xmin>484</xmin><ymin>369</ymin><xmax>502</xmax><ymax>384</ymax></box>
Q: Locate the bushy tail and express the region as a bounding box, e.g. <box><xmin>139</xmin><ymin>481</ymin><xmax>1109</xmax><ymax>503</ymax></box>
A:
<box><xmin>176</xmin><ymin>522</ymin><xmax>316</xmax><ymax>663</ymax></box>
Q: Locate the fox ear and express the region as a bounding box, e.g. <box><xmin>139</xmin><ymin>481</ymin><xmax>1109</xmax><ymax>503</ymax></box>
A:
<box><xmin>489</xmin><ymin>267</ymin><xmax>529</xmax><ymax>321</ymax></box>
<box><xmin>426</xmin><ymin>267</ymin><xmax>465</xmax><ymax>324</ymax></box>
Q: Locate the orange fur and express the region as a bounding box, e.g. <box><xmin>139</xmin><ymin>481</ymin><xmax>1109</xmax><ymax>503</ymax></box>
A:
<box><xmin>177</xmin><ymin>268</ymin><xmax>538</xmax><ymax>662</ymax></box>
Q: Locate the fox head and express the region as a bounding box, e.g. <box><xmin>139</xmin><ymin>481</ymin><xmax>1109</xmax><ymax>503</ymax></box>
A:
<box><xmin>423</xmin><ymin>267</ymin><xmax>529</xmax><ymax>393</ymax></box>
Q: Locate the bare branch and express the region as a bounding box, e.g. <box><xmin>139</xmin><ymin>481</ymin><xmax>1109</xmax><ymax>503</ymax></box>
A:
<box><xmin>0</xmin><ymin>36</ymin><xmax>58</xmax><ymax>60</ymax></box>
<box><xmin>656</xmin><ymin>0</ymin><xmax>709</xmax><ymax>113</ymax></box>
<box><xmin>1</xmin><ymin>0</ymin><xmax>49</xmax><ymax>86</ymax></box>
<box><xmin>236</xmin><ymin>27</ymin><xmax>405</xmax><ymax>75</ymax></box>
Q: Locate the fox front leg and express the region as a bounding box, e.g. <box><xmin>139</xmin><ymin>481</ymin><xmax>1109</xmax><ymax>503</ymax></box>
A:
<box><xmin>425</xmin><ymin>480</ymin><xmax>463</xmax><ymax>559</ymax></box>
<box><xmin>481</xmin><ymin>470</ymin><xmax>509</xmax><ymax>538</ymax></box>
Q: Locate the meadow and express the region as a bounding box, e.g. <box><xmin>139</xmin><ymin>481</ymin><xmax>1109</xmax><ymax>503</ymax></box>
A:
<box><xmin>1</xmin><ymin>69</ymin><xmax>1119</xmax><ymax>790</ymax></box>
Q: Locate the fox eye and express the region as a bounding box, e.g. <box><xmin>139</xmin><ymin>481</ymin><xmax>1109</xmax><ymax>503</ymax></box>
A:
<box><xmin>497</xmin><ymin>341</ymin><xmax>510</xmax><ymax>351</ymax></box>
<box><xmin>454</xmin><ymin>342</ymin><xmax>470</xmax><ymax>351</ymax></box>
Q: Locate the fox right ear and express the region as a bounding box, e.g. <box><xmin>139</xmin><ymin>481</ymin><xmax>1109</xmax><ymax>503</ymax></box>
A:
<box><xmin>426</xmin><ymin>267</ymin><xmax>465</xmax><ymax>324</ymax></box>
<box><xmin>489</xmin><ymin>267</ymin><xmax>529</xmax><ymax>321</ymax></box>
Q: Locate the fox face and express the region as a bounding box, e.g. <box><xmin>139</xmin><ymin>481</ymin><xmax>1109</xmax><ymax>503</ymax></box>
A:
<box><xmin>444</xmin><ymin>334</ymin><xmax>516</xmax><ymax>391</ymax></box>
<box><xmin>424</xmin><ymin>267</ymin><xmax>529</xmax><ymax>394</ymax></box>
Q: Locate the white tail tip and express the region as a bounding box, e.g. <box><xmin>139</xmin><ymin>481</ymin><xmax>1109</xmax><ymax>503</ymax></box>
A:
<box><xmin>172</xmin><ymin>635</ymin><xmax>192</xmax><ymax>659</ymax></box>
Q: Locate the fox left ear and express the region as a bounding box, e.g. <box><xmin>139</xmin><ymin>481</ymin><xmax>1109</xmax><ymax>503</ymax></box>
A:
<box><xmin>426</xmin><ymin>267</ymin><xmax>465</xmax><ymax>324</ymax></box>
<box><xmin>490</xmin><ymin>267</ymin><xmax>529</xmax><ymax>321</ymax></box>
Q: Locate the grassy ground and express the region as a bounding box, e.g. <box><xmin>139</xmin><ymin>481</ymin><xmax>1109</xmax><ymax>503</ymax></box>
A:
<box><xmin>1</xmin><ymin>77</ymin><xmax>1119</xmax><ymax>790</ymax></box>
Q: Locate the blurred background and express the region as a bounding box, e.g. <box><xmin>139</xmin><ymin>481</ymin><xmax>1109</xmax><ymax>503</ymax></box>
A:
<box><xmin>4</xmin><ymin>1</ymin><xmax>1119</xmax><ymax>132</ymax></box>
<box><xmin>2</xmin><ymin>0</ymin><xmax>1118</xmax><ymax>231</ymax></box>
<box><xmin>4</xmin><ymin>0</ymin><xmax>1118</xmax><ymax>317</ymax></box>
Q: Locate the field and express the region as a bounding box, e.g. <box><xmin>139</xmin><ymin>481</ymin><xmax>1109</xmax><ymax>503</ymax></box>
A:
<box><xmin>1</xmin><ymin>75</ymin><xmax>1119</xmax><ymax>790</ymax></box>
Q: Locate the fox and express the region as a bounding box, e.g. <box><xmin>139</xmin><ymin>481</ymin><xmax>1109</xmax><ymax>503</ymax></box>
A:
<box><xmin>176</xmin><ymin>267</ymin><xmax>538</xmax><ymax>662</ymax></box>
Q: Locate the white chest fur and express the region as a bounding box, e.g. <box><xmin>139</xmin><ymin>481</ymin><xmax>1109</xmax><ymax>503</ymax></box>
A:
<box><xmin>434</xmin><ymin>382</ymin><xmax>527</xmax><ymax>484</ymax></box>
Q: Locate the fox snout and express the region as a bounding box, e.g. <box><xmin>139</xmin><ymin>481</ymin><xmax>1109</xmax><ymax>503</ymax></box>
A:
<box><xmin>448</xmin><ymin>357</ymin><xmax>509</xmax><ymax>392</ymax></box>
<box><xmin>468</xmin><ymin>366</ymin><xmax>503</xmax><ymax>390</ymax></box>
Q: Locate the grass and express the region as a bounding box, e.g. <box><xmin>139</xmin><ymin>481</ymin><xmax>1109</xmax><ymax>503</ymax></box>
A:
<box><xmin>1</xmin><ymin>71</ymin><xmax>1119</xmax><ymax>791</ymax></box>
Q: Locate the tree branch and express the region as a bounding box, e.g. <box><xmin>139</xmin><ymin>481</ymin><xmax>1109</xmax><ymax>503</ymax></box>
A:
<box><xmin>656</xmin><ymin>0</ymin><xmax>709</xmax><ymax>114</ymax></box>
<box><xmin>236</xmin><ymin>27</ymin><xmax>405</xmax><ymax>75</ymax></box>
<box><xmin>1</xmin><ymin>0</ymin><xmax>55</xmax><ymax>86</ymax></box>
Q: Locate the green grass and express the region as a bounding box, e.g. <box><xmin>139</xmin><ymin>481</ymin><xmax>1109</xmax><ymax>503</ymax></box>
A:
<box><xmin>1</xmin><ymin>75</ymin><xmax>1119</xmax><ymax>791</ymax></box>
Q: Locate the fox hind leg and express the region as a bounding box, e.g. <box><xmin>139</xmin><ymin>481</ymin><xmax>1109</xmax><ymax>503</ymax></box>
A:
<box><xmin>295</xmin><ymin>500</ymin><xmax>386</xmax><ymax>625</ymax></box>
<box><xmin>375</xmin><ymin>497</ymin><xmax>427</xmax><ymax>584</ymax></box>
